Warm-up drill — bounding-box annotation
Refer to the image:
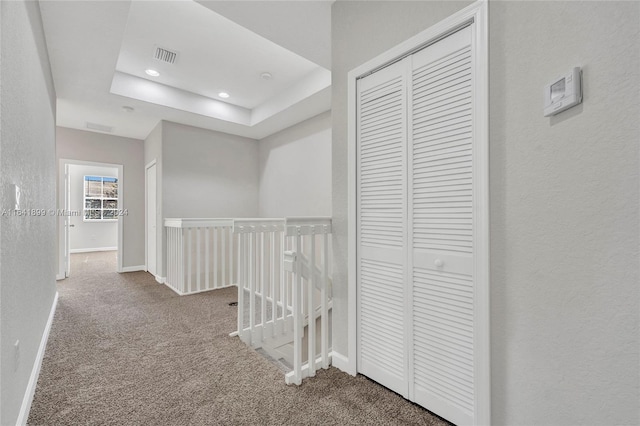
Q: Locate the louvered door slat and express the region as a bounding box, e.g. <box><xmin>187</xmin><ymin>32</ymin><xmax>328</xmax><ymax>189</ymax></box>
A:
<box><xmin>357</xmin><ymin>59</ymin><xmax>409</xmax><ymax>398</ymax></box>
<box><xmin>409</xmin><ymin>26</ymin><xmax>475</xmax><ymax>426</ymax></box>
<box><xmin>413</xmin><ymin>48</ymin><xmax>470</xmax><ymax>79</ymax></box>
<box><xmin>414</xmin><ymin>132</ymin><xmax>472</xmax><ymax>151</ymax></box>
<box><xmin>414</xmin><ymin>86</ymin><xmax>472</xmax><ymax>113</ymax></box>
<box><xmin>412</xmin><ymin>30</ymin><xmax>473</xmax><ymax>253</ymax></box>
<box><xmin>361</xmin><ymin>102</ymin><xmax>404</xmax><ymax>122</ymax></box>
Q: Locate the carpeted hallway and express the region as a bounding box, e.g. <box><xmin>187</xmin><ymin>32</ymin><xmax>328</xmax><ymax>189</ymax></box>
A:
<box><xmin>28</xmin><ymin>251</ymin><xmax>449</xmax><ymax>425</ymax></box>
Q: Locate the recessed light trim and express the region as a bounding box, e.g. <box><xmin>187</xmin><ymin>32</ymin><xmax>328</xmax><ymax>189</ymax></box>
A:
<box><xmin>145</xmin><ymin>69</ymin><xmax>160</xmax><ymax>77</ymax></box>
<box><xmin>218</xmin><ymin>92</ymin><xmax>230</xmax><ymax>99</ymax></box>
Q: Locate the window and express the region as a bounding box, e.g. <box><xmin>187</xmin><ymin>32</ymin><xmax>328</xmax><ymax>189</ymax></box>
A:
<box><xmin>84</xmin><ymin>176</ymin><xmax>118</xmax><ymax>221</ymax></box>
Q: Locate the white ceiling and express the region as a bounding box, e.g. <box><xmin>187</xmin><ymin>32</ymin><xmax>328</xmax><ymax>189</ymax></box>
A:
<box><xmin>39</xmin><ymin>0</ymin><xmax>333</xmax><ymax>141</ymax></box>
<box><xmin>196</xmin><ymin>1</ymin><xmax>332</xmax><ymax>70</ymax></box>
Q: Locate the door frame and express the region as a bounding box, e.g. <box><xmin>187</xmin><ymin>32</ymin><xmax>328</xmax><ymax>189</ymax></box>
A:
<box><xmin>145</xmin><ymin>159</ymin><xmax>157</xmax><ymax>278</ymax></box>
<box><xmin>57</xmin><ymin>159</ymin><xmax>124</xmax><ymax>276</ymax></box>
<box><xmin>346</xmin><ymin>1</ymin><xmax>489</xmax><ymax>423</ymax></box>
<box><xmin>65</xmin><ymin>163</ymin><xmax>70</xmax><ymax>277</ymax></box>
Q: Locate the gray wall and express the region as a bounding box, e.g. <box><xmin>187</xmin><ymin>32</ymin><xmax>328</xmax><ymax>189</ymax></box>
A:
<box><xmin>258</xmin><ymin>111</ymin><xmax>332</xmax><ymax>217</ymax></box>
<box><xmin>56</xmin><ymin>127</ymin><xmax>145</xmax><ymax>269</ymax></box>
<box><xmin>0</xmin><ymin>1</ymin><xmax>58</xmax><ymax>424</ymax></box>
<box><xmin>152</xmin><ymin>121</ymin><xmax>259</xmax><ymax>278</ymax></box>
<box><xmin>488</xmin><ymin>2</ymin><xmax>639</xmax><ymax>424</ymax></box>
<box><xmin>68</xmin><ymin>164</ymin><xmax>118</xmax><ymax>252</ymax></box>
<box><xmin>162</xmin><ymin>121</ymin><xmax>259</xmax><ymax>219</ymax></box>
<box><xmin>332</xmin><ymin>1</ymin><xmax>639</xmax><ymax>425</ymax></box>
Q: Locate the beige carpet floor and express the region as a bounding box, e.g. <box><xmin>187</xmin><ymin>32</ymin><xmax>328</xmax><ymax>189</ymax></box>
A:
<box><xmin>28</xmin><ymin>251</ymin><xmax>450</xmax><ymax>426</ymax></box>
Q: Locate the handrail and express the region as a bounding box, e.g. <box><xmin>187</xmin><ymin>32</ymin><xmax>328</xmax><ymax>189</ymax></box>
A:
<box><xmin>165</xmin><ymin>218</ymin><xmax>234</xmax><ymax>228</ymax></box>
<box><xmin>284</xmin><ymin>217</ymin><xmax>332</xmax><ymax>236</ymax></box>
<box><xmin>165</xmin><ymin>217</ymin><xmax>331</xmax><ymax>231</ymax></box>
<box><xmin>233</xmin><ymin>218</ymin><xmax>285</xmax><ymax>233</ymax></box>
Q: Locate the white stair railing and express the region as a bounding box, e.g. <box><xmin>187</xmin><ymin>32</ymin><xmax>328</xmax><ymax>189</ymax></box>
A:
<box><xmin>164</xmin><ymin>216</ymin><xmax>332</xmax><ymax>385</ymax></box>
<box><xmin>282</xmin><ymin>217</ymin><xmax>332</xmax><ymax>385</ymax></box>
<box><xmin>164</xmin><ymin>218</ymin><xmax>236</xmax><ymax>295</ymax></box>
<box><xmin>232</xmin><ymin>217</ymin><xmax>333</xmax><ymax>385</ymax></box>
<box><xmin>233</xmin><ymin>219</ymin><xmax>289</xmax><ymax>347</ymax></box>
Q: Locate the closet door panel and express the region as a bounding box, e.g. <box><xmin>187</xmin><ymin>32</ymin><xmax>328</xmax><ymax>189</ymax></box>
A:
<box><xmin>357</xmin><ymin>59</ymin><xmax>409</xmax><ymax>397</ymax></box>
<box><xmin>410</xmin><ymin>26</ymin><xmax>475</xmax><ymax>426</ymax></box>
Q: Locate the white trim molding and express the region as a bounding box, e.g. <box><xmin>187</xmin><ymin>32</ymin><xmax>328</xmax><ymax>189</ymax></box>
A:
<box><xmin>144</xmin><ymin>159</ymin><xmax>157</xmax><ymax>279</ymax></box>
<box><xmin>330</xmin><ymin>351</ymin><xmax>350</xmax><ymax>373</ymax></box>
<box><xmin>70</xmin><ymin>247</ymin><xmax>117</xmax><ymax>254</ymax></box>
<box><xmin>155</xmin><ymin>275</ymin><xmax>166</xmax><ymax>284</ymax></box>
<box><xmin>346</xmin><ymin>1</ymin><xmax>490</xmax><ymax>424</ymax></box>
<box><xmin>120</xmin><ymin>265</ymin><xmax>146</xmax><ymax>273</ymax></box>
<box><xmin>16</xmin><ymin>291</ymin><xmax>59</xmax><ymax>426</ymax></box>
<box><xmin>163</xmin><ymin>282</ymin><xmax>236</xmax><ymax>297</ymax></box>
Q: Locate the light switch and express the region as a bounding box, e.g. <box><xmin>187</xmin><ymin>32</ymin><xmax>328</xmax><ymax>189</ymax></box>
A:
<box><xmin>10</xmin><ymin>184</ymin><xmax>21</xmax><ymax>210</ymax></box>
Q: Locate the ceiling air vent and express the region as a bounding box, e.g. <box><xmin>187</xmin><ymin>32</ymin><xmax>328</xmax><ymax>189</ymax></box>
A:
<box><xmin>86</xmin><ymin>122</ymin><xmax>113</xmax><ymax>133</ymax></box>
<box><xmin>154</xmin><ymin>46</ymin><xmax>178</xmax><ymax>65</ymax></box>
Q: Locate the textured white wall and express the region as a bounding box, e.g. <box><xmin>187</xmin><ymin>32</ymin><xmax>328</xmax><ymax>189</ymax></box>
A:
<box><xmin>0</xmin><ymin>1</ymin><xmax>58</xmax><ymax>424</ymax></box>
<box><xmin>162</xmin><ymin>121</ymin><xmax>259</xmax><ymax>219</ymax></box>
<box><xmin>488</xmin><ymin>2</ymin><xmax>639</xmax><ymax>424</ymax></box>
<box><xmin>68</xmin><ymin>165</ymin><xmax>118</xmax><ymax>252</ymax></box>
<box><xmin>56</xmin><ymin>127</ymin><xmax>146</xmax><ymax>270</ymax></box>
<box><xmin>332</xmin><ymin>1</ymin><xmax>639</xmax><ymax>425</ymax></box>
<box><xmin>258</xmin><ymin>111</ymin><xmax>331</xmax><ymax>217</ymax></box>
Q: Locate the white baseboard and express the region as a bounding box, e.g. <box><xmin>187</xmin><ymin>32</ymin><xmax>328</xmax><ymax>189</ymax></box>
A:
<box><xmin>164</xmin><ymin>283</ymin><xmax>184</xmax><ymax>296</ymax></box>
<box><xmin>285</xmin><ymin>353</ymin><xmax>334</xmax><ymax>385</ymax></box>
<box><xmin>120</xmin><ymin>265</ymin><xmax>146</xmax><ymax>273</ymax></box>
<box><xmin>164</xmin><ymin>282</ymin><xmax>235</xmax><ymax>296</ymax></box>
<box><xmin>331</xmin><ymin>351</ymin><xmax>355</xmax><ymax>376</ymax></box>
<box><xmin>55</xmin><ymin>274</ymin><xmax>65</xmax><ymax>281</ymax></box>
<box><xmin>16</xmin><ymin>291</ymin><xmax>58</xmax><ymax>426</ymax></box>
<box><xmin>154</xmin><ymin>275</ymin><xmax>165</xmax><ymax>284</ymax></box>
<box><xmin>69</xmin><ymin>247</ymin><xmax>117</xmax><ymax>254</ymax></box>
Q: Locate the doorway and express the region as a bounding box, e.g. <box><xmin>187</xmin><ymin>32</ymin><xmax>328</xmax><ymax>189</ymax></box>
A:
<box><xmin>58</xmin><ymin>159</ymin><xmax>124</xmax><ymax>278</ymax></box>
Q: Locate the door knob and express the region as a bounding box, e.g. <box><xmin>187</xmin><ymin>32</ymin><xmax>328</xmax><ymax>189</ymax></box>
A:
<box><xmin>434</xmin><ymin>259</ymin><xmax>444</xmax><ymax>267</ymax></box>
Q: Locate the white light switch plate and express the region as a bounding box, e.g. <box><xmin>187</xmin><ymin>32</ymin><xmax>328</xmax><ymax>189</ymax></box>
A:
<box><xmin>10</xmin><ymin>184</ymin><xmax>21</xmax><ymax>210</ymax></box>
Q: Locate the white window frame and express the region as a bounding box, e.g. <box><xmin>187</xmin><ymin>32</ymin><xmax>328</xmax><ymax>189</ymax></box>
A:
<box><xmin>83</xmin><ymin>175</ymin><xmax>119</xmax><ymax>222</ymax></box>
<box><xmin>345</xmin><ymin>1</ymin><xmax>490</xmax><ymax>424</ymax></box>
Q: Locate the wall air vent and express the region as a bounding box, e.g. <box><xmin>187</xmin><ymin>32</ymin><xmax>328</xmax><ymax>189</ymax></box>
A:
<box><xmin>154</xmin><ymin>46</ymin><xmax>179</xmax><ymax>65</ymax></box>
<box><xmin>86</xmin><ymin>122</ymin><xmax>113</xmax><ymax>133</ymax></box>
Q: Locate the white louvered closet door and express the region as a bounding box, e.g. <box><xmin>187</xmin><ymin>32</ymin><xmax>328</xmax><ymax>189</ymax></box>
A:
<box><xmin>356</xmin><ymin>58</ymin><xmax>409</xmax><ymax>397</ymax></box>
<box><xmin>409</xmin><ymin>26</ymin><xmax>475</xmax><ymax>425</ymax></box>
<box><xmin>357</xmin><ymin>23</ymin><xmax>481</xmax><ymax>426</ymax></box>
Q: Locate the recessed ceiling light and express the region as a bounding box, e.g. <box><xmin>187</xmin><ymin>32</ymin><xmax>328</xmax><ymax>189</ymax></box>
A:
<box><xmin>261</xmin><ymin>72</ymin><xmax>273</xmax><ymax>80</ymax></box>
<box><xmin>121</xmin><ymin>106</ymin><xmax>134</xmax><ymax>113</ymax></box>
<box><xmin>145</xmin><ymin>69</ymin><xmax>160</xmax><ymax>77</ymax></box>
<box><xmin>218</xmin><ymin>92</ymin><xmax>230</xmax><ymax>99</ymax></box>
